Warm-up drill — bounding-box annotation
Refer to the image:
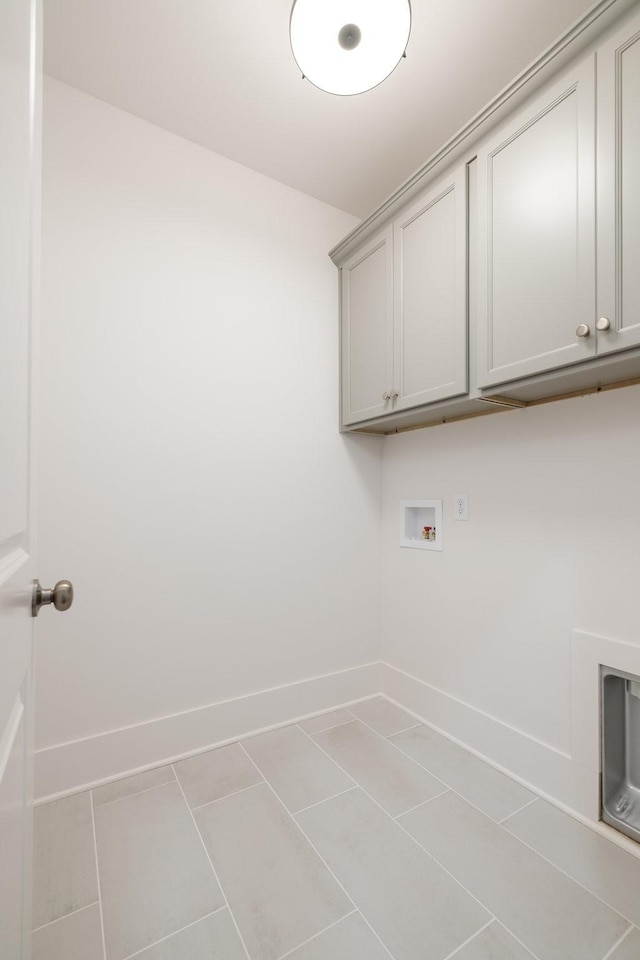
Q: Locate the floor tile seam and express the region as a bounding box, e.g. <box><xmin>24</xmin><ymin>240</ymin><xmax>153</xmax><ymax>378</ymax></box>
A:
<box><xmin>273</xmin><ymin>909</ymin><xmax>359</xmax><ymax>960</ymax></box>
<box><xmin>237</xmin><ymin>743</ymin><xmax>397</xmax><ymax>960</ymax></box>
<box><xmin>119</xmin><ymin>906</ymin><xmax>228</xmax><ymax>960</ymax></box>
<box><xmin>92</xmin><ymin>776</ymin><xmax>177</xmax><ymax>810</ymax></box>
<box><xmin>329</xmin><ymin>714</ymin><xmax>450</xmax><ymax>792</ymax></box>
<box><xmin>31</xmin><ymin>899</ymin><xmax>101</xmax><ymax>933</ymax></box>
<box><xmin>90</xmin><ymin>790</ymin><xmax>108</xmax><ymax>960</ymax></box>
<box><xmin>303</xmin><ymin>727</ymin><xmax>451</xmax><ymax>820</ymax></box>
<box><xmin>188</xmin><ymin>777</ymin><xmax>266</xmax><ymax>813</ymax></box>
<box><xmin>499</xmin><ymin>816</ymin><xmax>638</xmax><ymax>928</ymax></box>
<box><xmin>391</xmin><ymin>788</ymin><xmax>452</xmax><ymax>821</ymax></box>
<box><xmin>383</xmin><ymin>722</ymin><xmax>422</xmax><ymax>738</ymax></box>
<box><xmin>296</xmin><ymin>718</ymin><xmax>357</xmax><ymax>736</ymax></box>
<box><xmin>243</xmin><ymin>732</ymin><xmax>361</xmax><ymax>797</ymax></box>
<box><xmin>170</xmin><ymin>764</ymin><xmax>252</xmax><ymax>960</ymax></box>
<box><xmin>498</xmin><ymin>796</ymin><xmax>539</xmax><ymax>825</ymax></box>
<box><xmin>293</xmin><ymin>785</ymin><xmax>360</xmax><ymax>817</ymax></box>
<box><xmin>440</xmin><ymin>918</ymin><xmax>495</xmax><ymax>960</ymax></box>
<box><xmin>600</xmin><ymin>924</ymin><xmax>635</xmax><ymax>960</ymax></box>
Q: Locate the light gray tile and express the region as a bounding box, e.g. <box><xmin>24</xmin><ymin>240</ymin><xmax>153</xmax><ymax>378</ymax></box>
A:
<box><xmin>504</xmin><ymin>798</ymin><xmax>640</xmax><ymax>926</ymax></box>
<box><xmin>390</xmin><ymin>724</ymin><xmax>535</xmax><ymax>822</ymax></box>
<box><xmin>298</xmin><ymin>710</ymin><xmax>355</xmax><ymax>735</ymax></box>
<box><xmin>174</xmin><ymin>743</ymin><xmax>263</xmax><ymax>809</ymax></box>
<box><xmin>194</xmin><ymin>781</ymin><xmax>351</xmax><ymax>960</ymax></box>
<box><xmin>33</xmin><ymin>792</ymin><xmax>98</xmax><ymax>928</ymax></box>
<box><xmin>284</xmin><ymin>912</ymin><xmax>390</xmax><ymax>960</ymax></box>
<box><xmin>32</xmin><ymin>904</ymin><xmax>103</xmax><ymax>960</ymax></box>
<box><xmin>92</xmin><ymin>765</ymin><xmax>175</xmax><ymax>807</ymax></box>
<box><xmin>452</xmin><ymin>921</ymin><xmax>536</xmax><ymax>960</ymax></box>
<box><xmin>607</xmin><ymin>927</ymin><xmax>640</xmax><ymax>960</ymax></box>
<box><xmin>399</xmin><ymin>792</ymin><xmax>629</xmax><ymax>960</ymax></box>
<box><xmin>348</xmin><ymin>698</ymin><xmax>416</xmax><ymax>737</ymax></box>
<box><xmin>131</xmin><ymin>909</ymin><xmax>247</xmax><ymax>960</ymax></box>
<box><xmin>296</xmin><ymin>788</ymin><xmax>489</xmax><ymax>960</ymax></box>
<box><xmin>243</xmin><ymin>725</ymin><xmax>353</xmax><ymax>813</ymax></box>
<box><xmin>312</xmin><ymin>720</ymin><xmax>446</xmax><ymax>817</ymax></box>
<box><xmin>95</xmin><ymin>781</ymin><xmax>223</xmax><ymax>960</ymax></box>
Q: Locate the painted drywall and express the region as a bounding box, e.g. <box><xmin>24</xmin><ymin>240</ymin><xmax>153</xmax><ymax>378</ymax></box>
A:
<box><xmin>381</xmin><ymin>385</ymin><xmax>640</xmax><ymax>811</ymax></box>
<box><xmin>36</xmin><ymin>79</ymin><xmax>381</xmax><ymax>765</ymax></box>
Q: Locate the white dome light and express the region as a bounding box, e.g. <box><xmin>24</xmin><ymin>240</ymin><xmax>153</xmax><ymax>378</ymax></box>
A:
<box><xmin>290</xmin><ymin>0</ymin><xmax>412</xmax><ymax>96</ymax></box>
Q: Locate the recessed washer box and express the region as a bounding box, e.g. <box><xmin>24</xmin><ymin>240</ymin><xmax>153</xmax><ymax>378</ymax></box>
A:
<box><xmin>400</xmin><ymin>500</ymin><xmax>442</xmax><ymax>551</ymax></box>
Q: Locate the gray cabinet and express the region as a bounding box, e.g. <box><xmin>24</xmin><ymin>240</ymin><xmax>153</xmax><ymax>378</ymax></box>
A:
<box><xmin>340</xmin><ymin>227</ymin><xmax>393</xmax><ymax>426</ymax></box>
<box><xmin>476</xmin><ymin>58</ymin><xmax>597</xmax><ymax>388</ymax></box>
<box><xmin>597</xmin><ymin>12</ymin><xmax>640</xmax><ymax>356</ymax></box>
<box><xmin>340</xmin><ymin>167</ymin><xmax>467</xmax><ymax>428</ymax></box>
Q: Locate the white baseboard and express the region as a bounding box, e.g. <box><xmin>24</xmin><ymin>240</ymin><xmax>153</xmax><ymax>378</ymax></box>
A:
<box><xmin>380</xmin><ymin>660</ymin><xmax>598</xmax><ymax>820</ymax></box>
<box><xmin>34</xmin><ymin>661</ymin><xmax>381</xmax><ymax>802</ymax></box>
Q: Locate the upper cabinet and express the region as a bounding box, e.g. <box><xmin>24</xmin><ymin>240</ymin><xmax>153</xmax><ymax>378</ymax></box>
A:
<box><xmin>341</xmin><ymin>167</ymin><xmax>467</xmax><ymax>428</ymax></box>
<box><xmin>597</xmin><ymin>12</ymin><xmax>640</xmax><ymax>355</ymax></box>
<box><xmin>393</xmin><ymin>167</ymin><xmax>467</xmax><ymax>411</ymax></box>
<box><xmin>476</xmin><ymin>59</ymin><xmax>596</xmax><ymax>388</ymax></box>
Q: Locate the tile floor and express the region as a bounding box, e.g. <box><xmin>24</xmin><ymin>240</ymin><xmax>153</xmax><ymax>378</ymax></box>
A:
<box><xmin>33</xmin><ymin>697</ymin><xmax>640</xmax><ymax>960</ymax></box>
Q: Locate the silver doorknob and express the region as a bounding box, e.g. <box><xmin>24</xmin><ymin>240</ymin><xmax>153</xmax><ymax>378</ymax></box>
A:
<box><xmin>596</xmin><ymin>316</ymin><xmax>611</xmax><ymax>332</ymax></box>
<box><xmin>32</xmin><ymin>579</ymin><xmax>74</xmax><ymax>618</ymax></box>
<box><xmin>576</xmin><ymin>323</ymin><xmax>591</xmax><ymax>339</ymax></box>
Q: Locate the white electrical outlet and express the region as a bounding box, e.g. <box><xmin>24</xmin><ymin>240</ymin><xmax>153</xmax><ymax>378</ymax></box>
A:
<box><xmin>453</xmin><ymin>493</ymin><xmax>469</xmax><ymax>521</ymax></box>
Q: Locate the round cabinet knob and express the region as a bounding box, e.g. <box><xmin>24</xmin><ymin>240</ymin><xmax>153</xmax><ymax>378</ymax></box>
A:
<box><xmin>390</xmin><ymin>390</ymin><xmax>399</xmax><ymax>401</ymax></box>
<box><xmin>576</xmin><ymin>323</ymin><xmax>591</xmax><ymax>339</ymax></box>
<box><xmin>32</xmin><ymin>579</ymin><xmax>74</xmax><ymax>617</ymax></box>
<box><xmin>382</xmin><ymin>391</ymin><xmax>391</xmax><ymax>402</ymax></box>
<box><xmin>596</xmin><ymin>316</ymin><xmax>611</xmax><ymax>332</ymax></box>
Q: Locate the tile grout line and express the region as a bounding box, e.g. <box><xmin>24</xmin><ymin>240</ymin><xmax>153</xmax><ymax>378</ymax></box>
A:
<box><xmin>237</xmin><ymin>742</ymin><xmax>397</xmax><ymax>960</ymax></box>
<box><xmin>92</xmin><ymin>776</ymin><xmax>177</xmax><ymax>810</ymax></box>
<box><xmin>119</xmin><ymin>906</ymin><xmax>227</xmax><ymax>960</ymax></box>
<box><xmin>189</xmin><ymin>777</ymin><xmax>266</xmax><ymax>813</ymax></box>
<box><xmin>170</xmin><ymin>764</ymin><xmax>253</xmax><ymax>960</ymax></box>
<box><xmin>499</xmin><ymin>796</ymin><xmax>539</xmax><ymax>825</ymax></box>
<box><xmin>295</xmin><ymin>724</ymin><xmax>500</xmax><ymax>951</ymax></box>
<box><xmin>293</xmin><ymin>785</ymin><xmax>359</xmax><ymax>817</ymax></box>
<box><xmin>90</xmin><ymin>790</ymin><xmax>108</xmax><ymax>960</ymax></box>
<box><xmin>274</xmin><ymin>910</ymin><xmax>358</xmax><ymax>960</ymax></box>
<box><xmin>439</xmin><ymin>918</ymin><xmax>495</xmax><ymax>960</ymax></box>
<box><xmin>296</xmin><ymin>718</ymin><xmax>357</xmax><ymax>736</ymax></box>
<box><xmin>600</xmin><ymin>924</ymin><xmax>635</xmax><ymax>960</ymax></box>
<box><xmin>392</xmin><ymin>788</ymin><xmax>451</xmax><ymax>821</ymax></box>
<box><xmin>384</xmin><ymin>722</ymin><xmax>422</xmax><ymax>737</ymax></box>
<box><xmin>499</xmin><ymin>816</ymin><xmax>639</xmax><ymax>930</ymax></box>
<box><xmin>31</xmin><ymin>900</ymin><xmax>101</xmax><ymax>933</ymax></box>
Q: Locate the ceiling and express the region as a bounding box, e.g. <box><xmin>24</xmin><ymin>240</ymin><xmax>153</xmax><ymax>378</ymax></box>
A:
<box><xmin>44</xmin><ymin>0</ymin><xmax>596</xmax><ymax>218</ymax></box>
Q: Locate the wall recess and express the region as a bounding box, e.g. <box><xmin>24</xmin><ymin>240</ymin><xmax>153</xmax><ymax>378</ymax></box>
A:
<box><xmin>400</xmin><ymin>500</ymin><xmax>443</xmax><ymax>551</ymax></box>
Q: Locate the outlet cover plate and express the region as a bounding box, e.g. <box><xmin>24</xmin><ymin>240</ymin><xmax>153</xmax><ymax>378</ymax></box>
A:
<box><xmin>453</xmin><ymin>493</ymin><xmax>469</xmax><ymax>521</ymax></box>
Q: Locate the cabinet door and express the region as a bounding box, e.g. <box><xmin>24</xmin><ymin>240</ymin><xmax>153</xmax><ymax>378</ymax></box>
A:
<box><xmin>477</xmin><ymin>58</ymin><xmax>596</xmax><ymax>388</ymax></box>
<box><xmin>597</xmin><ymin>13</ymin><xmax>640</xmax><ymax>355</ymax></box>
<box><xmin>341</xmin><ymin>227</ymin><xmax>393</xmax><ymax>425</ymax></box>
<box><xmin>393</xmin><ymin>166</ymin><xmax>467</xmax><ymax>410</ymax></box>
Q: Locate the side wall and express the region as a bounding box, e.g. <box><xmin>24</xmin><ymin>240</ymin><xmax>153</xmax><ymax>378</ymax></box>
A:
<box><xmin>36</xmin><ymin>79</ymin><xmax>382</xmax><ymax>799</ymax></box>
<box><xmin>380</xmin><ymin>383</ymin><xmax>640</xmax><ymax>818</ymax></box>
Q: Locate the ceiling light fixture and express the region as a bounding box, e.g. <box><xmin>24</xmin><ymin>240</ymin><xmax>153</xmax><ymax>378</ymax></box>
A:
<box><xmin>290</xmin><ymin>0</ymin><xmax>411</xmax><ymax>96</ymax></box>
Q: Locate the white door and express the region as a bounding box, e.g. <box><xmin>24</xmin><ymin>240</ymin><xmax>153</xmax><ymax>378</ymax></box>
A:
<box><xmin>476</xmin><ymin>56</ymin><xmax>596</xmax><ymax>387</ymax></box>
<box><xmin>0</xmin><ymin>0</ymin><xmax>41</xmax><ymax>956</ymax></box>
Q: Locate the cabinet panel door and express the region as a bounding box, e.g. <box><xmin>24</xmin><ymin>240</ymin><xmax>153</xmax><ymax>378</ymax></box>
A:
<box><xmin>341</xmin><ymin>227</ymin><xmax>393</xmax><ymax>425</ymax></box>
<box><xmin>597</xmin><ymin>13</ymin><xmax>640</xmax><ymax>355</ymax></box>
<box><xmin>393</xmin><ymin>166</ymin><xmax>467</xmax><ymax>409</ymax></box>
<box><xmin>477</xmin><ymin>58</ymin><xmax>596</xmax><ymax>387</ymax></box>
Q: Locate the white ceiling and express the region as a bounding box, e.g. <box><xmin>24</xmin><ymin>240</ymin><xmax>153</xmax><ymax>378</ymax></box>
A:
<box><xmin>44</xmin><ymin>0</ymin><xmax>596</xmax><ymax>218</ymax></box>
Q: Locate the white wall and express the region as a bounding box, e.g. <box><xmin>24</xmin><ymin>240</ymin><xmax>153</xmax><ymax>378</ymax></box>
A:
<box><xmin>36</xmin><ymin>79</ymin><xmax>382</xmax><ymax>795</ymax></box>
<box><xmin>381</xmin><ymin>385</ymin><xmax>640</xmax><ymax>814</ymax></box>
